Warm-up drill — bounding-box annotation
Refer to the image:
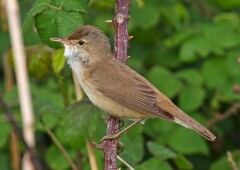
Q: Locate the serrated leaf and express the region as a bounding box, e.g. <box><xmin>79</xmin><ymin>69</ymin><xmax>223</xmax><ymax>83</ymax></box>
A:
<box><xmin>46</xmin><ymin>146</ymin><xmax>75</xmax><ymax>170</ymax></box>
<box><xmin>165</xmin><ymin>28</ymin><xmax>193</xmax><ymax>47</ymax></box>
<box><xmin>36</xmin><ymin>105</ymin><xmax>65</xmax><ymax>131</ymax></box>
<box><xmin>147</xmin><ymin>142</ymin><xmax>176</xmax><ymax>160</ymax></box>
<box><xmin>130</xmin><ymin>1</ymin><xmax>160</xmax><ymax>29</ymax></box>
<box><xmin>202</xmin><ymin>58</ymin><xmax>228</xmax><ymax>88</ymax></box>
<box><xmin>179</xmin><ymin>86</ymin><xmax>206</xmax><ymax>112</ymax></box>
<box><xmin>28</xmin><ymin>47</ymin><xmax>51</xmax><ymax>78</ymax></box>
<box><xmin>55</xmin><ymin>101</ymin><xmax>105</xmax><ymax>148</ymax></box>
<box><xmin>125</xmin><ymin>120</ymin><xmax>143</xmax><ymax>141</ymax></box>
<box><xmin>179</xmin><ymin>37</ymin><xmax>212</xmax><ymax>63</ymax></box>
<box><xmin>60</xmin><ymin>0</ymin><xmax>88</xmax><ymax>12</ymax></box>
<box><xmin>120</xmin><ymin>135</ymin><xmax>144</xmax><ymax>163</ymax></box>
<box><xmin>23</xmin><ymin>0</ymin><xmax>50</xmax><ymax>33</ymax></box>
<box><xmin>176</xmin><ymin>69</ymin><xmax>203</xmax><ymax>86</ymax></box>
<box><xmin>52</xmin><ymin>49</ymin><xmax>65</xmax><ymax>73</ymax></box>
<box><xmin>168</xmin><ymin>127</ymin><xmax>208</xmax><ymax>155</ymax></box>
<box><xmin>35</xmin><ymin>9</ymin><xmax>83</xmax><ymax>48</ymax></box>
<box><xmin>153</xmin><ymin>48</ymin><xmax>181</xmax><ymax>68</ymax></box>
<box><xmin>160</xmin><ymin>2</ymin><xmax>189</xmax><ymax>30</ymax></box>
<box><xmin>147</xmin><ymin>66</ymin><xmax>182</xmax><ymax>98</ymax></box>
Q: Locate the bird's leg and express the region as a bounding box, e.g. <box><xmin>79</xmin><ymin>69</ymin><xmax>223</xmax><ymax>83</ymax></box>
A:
<box><xmin>101</xmin><ymin>120</ymin><xmax>142</xmax><ymax>142</ymax></box>
<box><xmin>117</xmin><ymin>141</ymin><xmax>124</xmax><ymax>154</ymax></box>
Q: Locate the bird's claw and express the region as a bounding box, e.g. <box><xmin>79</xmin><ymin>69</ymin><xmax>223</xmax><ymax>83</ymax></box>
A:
<box><xmin>100</xmin><ymin>134</ymin><xmax>120</xmax><ymax>143</ymax></box>
<box><xmin>117</xmin><ymin>141</ymin><xmax>124</xmax><ymax>154</ymax></box>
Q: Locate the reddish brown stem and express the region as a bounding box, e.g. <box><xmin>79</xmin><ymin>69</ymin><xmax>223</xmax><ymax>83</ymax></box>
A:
<box><xmin>103</xmin><ymin>0</ymin><xmax>130</xmax><ymax>169</ymax></box>
<box><xmin>113</xmin><ymin>0</ymin><xmax>130</xmax><ymax>63</ymax></box>
<box><xmin>103</xmin><ymin>116</ymin><xmax>121</xmax><ymax>170</ymax></box>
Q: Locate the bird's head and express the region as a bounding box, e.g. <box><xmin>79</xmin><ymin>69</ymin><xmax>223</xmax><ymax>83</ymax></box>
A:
<box><xmin>51</xmin><ymin>25</ymin><xmax>111</xmax><ymax>67</ymax></box>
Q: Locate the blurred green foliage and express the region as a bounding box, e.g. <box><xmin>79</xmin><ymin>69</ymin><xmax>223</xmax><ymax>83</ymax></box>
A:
<box><xmin>1</xmin><ymin>0</ymin><xmax>240</xmax><ymax>169</ymax></box>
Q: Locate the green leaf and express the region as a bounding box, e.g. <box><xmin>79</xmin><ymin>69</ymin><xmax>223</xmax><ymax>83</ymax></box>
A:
<box><xmin>202</xmin><ymin>22</ymin><xmax>240</xmax><ymax>49</ymax></box>
<box><xmin>174</xmin><ymin>155</ymin><xmax>193</xmax><ymax>170</ymax></box>
<box><xmin>226</xmin><ymin>49</ymin><xmax>240</xmax><ymax>77</ymax></box>
<box><xmin>147</xmin><ymin>142</ymin><xmax>176</xmax><ymax>160</ymax></box>
<box><xmin>139</xmin><ymin>158</ymin><xmax>173</xmax><ymax>170</ymax></box>
<box><xmin>41</xmin><ymin>109</ymin><xmax>62</xmax><ymax>129</ymax></box>
<box><xmin>55</xmin><ymin>101</ymin><xmax>105</xmax><ymax>148</ymax></box>
<box><xmin>0</xmin><ymin>121</ymin><xmax>11</xmax><ymax>148</ymax></box>
<box><xmin>179</xmin><ymin>86</ymin><xmax>206</xmax><ymax>112</ymax></box>
<box><xmin>160</xmin><ymin>2</ymin><xmax>189</xmax><ymax>30</ymax></box>
<box><xmin>165</xmin><ymin>28</ymin><xmax>193</xmax><ymax>47</ymax></box>
<box><xmin>23</xmin><ymin>0</ymin><xmax>50</xmax><ymax>33</ymax></box>
<box><xmin>179</xmin><ymin>37</ymin><xmax>212</xmax><ymax>63</ymax></box>
<box><xmin>147</xmin><ymin>66</ymin><xmax>182</xmax><ymax>98</ymax></box>
<box><xmin>60</xmin><ymin>0</ymin><xmax>88</xmax><ymax>12</ymax></box>
<box><xmin>168</xmin><ymin>127</ymin><xmax>208</xmax><ymax>155</ymax></box>
<box><xmin>202</xmin><ymin>58</ymin><xmax>228</xmax><ymax>88</ymax></box>
<box><xmin>125</xmin><ymin>120</ymin><xmax>143</xmax><ymax>141</ymax></box>
<box><xmin>52</xmin><ymin>49</ymin><xmax>66</xmax><ymax>73</ymax></box>
<box><xmin>143</xmin><ymin>119</ymin><xmax>176</xmax><ymax>145</ymax></box>
<box><xmin>120</xmin><ymin>135</ymin><xmax>144</xmax><ymax>163</ymax></box>
<box><xmin>46</xmin><ymin>145</ymin><xmax>75</xmax><ymax>170</ymax></box>
<box><xmin>153</xmin><ymin>48</ymin><xmax>182</xmax><ymax>68</ymax></box>
<box><xmin>130</xmin><ymin>1</ymin><xmax>160</xmax><ymax>29</ymax></box>
<box><xmin>28</xmin><ymin>46</ymin><xmax>51</xmax><ymax>78</ymax></box>
<box><xmin>35</xmin><ymin>9</ymin><xmax>83</xmax><ymax>48</ymax></box>
<box><xmin>176</xmin><ymin>69</ymin><xmax>203</xmax><ymax>86</ymax></box>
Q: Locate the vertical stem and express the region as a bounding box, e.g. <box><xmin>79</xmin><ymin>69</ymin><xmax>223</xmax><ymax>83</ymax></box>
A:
<box><xmin>104</xmin><ymin>0</ymin><xmax>130</xmax><ymax>169</ymax></box>
<box><xmin>3</xmin><ymin>51</ymin><xmax>21</xmax><ymax>170</ymax></box>
<box><xmin>5</xmin><ymin>0</ymin><xmax>35</xmax><ymax>169</ymax></box>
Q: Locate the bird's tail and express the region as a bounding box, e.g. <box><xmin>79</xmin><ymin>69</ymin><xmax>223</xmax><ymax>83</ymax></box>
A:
<box><xmin>173</xmin><ymin>109</ymin><xmax>216</xmax><ymax>141</ymax></box>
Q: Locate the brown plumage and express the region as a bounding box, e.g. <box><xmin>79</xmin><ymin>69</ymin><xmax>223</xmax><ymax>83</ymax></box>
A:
<box><xmin>51</xmin><ymin>25</ymin><xmax>216</xmax><ymax>141</ymax></box>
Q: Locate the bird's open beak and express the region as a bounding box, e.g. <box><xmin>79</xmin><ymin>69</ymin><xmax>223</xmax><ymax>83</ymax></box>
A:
<box><xmin>50</xmin><ymin>37</ymin><xmax>71</xmax><ymax>45</ymax></box>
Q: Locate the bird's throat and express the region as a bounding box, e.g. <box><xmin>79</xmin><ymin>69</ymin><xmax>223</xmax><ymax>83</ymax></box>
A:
<box><xmin>64</xmin><ymin>44</ymin><xmax>90</xmax><ymax>69</ymax></box>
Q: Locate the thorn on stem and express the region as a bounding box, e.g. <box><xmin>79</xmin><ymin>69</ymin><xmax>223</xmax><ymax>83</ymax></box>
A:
<box><xmin>233</xmin><ymin>84</ymin><xmax>240</xmax><ymax>94</ymax></box>
<box><xmin>237</xmin><ymin>57</ymin><xmax>240</xmax><ymax>64</ymax></box>
<box><xmin>128</xmin><ymin>36</ymin><xmax>133</xmax><ymax>40</ymax></box>
<box><xmin>105</xmin><ymin>20</ymin><xmax>113</xmax><ymax>23</ymax></box>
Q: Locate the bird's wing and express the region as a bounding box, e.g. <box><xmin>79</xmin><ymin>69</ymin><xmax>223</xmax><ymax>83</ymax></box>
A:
<box><xmin>91</xmin><ymin>59</ymin><xmax>174</xmax><ymax>120</ymax></box>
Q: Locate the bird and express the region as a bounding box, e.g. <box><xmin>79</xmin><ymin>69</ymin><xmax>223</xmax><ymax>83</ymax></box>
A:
<box><xmin>50</xmin><ymin>25</ymin><xmax>216</xmax><ymax>141</ymax></box>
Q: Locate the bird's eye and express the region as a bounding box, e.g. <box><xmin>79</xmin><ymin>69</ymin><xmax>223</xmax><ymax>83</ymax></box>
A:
<box><xmin>78</xmin><ymin>40</ymin><xmax>85</xmax><ymax>46</ymax></box>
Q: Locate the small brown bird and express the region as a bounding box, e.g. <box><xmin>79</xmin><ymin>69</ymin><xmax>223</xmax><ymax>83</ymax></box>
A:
<box><xmin>51</xmin><ymin>25</ymin><xmax>216</xmax><ymax>141</ymax></box>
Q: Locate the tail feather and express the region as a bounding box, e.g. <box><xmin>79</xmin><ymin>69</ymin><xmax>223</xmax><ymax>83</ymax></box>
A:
<box><xmin>173</xmin><ymin>109</ymin><xmax>216</xmax><ymax>141</ymax></box>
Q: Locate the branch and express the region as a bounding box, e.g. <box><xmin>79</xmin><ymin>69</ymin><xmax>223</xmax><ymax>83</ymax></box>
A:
<box><xmin>0</xmin><ymin>94</ymin><xmax>43</xmax><ymax>170</ymax></box>
<box><xmin>3</xmin><ymin>51</ymin><xmax>21</xmax><ymax>170</ymax></box>
<box><xmin>227</xmin><ymin>151</ymin><xmax>238</xmax><ymax>170</ymax></box>
<box><xmin>103</xmin><ymin>0</ymin><xmax>130</xmax><ymax>170</ymax></box>
<box><xmin>5</xmin><ymin>0</ymin><xmax>35</xmax><ymax>168</ymax></box>
<box><xmin>40</xmin><ymin>118</ymin><xmax>78</xmax><ymax>170</ymax></box>
<box><xmin>206</xmin><ymin>102</ymin><xmax>240</xmax><ymax>128</ymax></box>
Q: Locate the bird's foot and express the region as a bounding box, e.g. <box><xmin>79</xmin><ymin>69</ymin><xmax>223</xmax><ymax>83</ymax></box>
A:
<box><xmin>91</xmin><ymin>141</ymin><xmax>104</xmax><ymax>151</ymax></box>
<box><xmin>100</xmin><ymin>133</ymin><xmax>121</xmax><ymax>143</ymax></box>
<box><xmin>117</xmin><ymin>141</ymin><xmax>124</xmax><ymax>154</ymax></box>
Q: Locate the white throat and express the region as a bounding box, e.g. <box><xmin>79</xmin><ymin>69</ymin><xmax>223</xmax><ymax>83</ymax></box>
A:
<box><xmin>63</xmin><ymin>44</ymin><xmax>92</xmax><ymax>96</ymax></box>
<box><xmin>64</xmin><ymin>44</ymin><xmax>90</xmax><ymax>72</ymax></box>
